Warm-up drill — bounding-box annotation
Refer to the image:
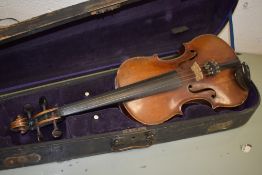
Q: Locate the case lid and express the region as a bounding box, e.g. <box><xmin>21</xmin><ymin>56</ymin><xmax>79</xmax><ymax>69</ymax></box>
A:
<box><xmin>0</xmin><ymin>0</ymin><xmax>238</xmax><ymax>96</ymax></box>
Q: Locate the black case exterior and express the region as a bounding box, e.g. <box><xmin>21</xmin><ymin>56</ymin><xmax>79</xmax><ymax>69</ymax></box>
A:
<box><xmin>0</xmin><ymin>107</ymin><xmax>259</xmax><ymax>169</ymax></box>
<box><xmin>0</xmin><ymin>0</ymin><xmax>260</xmax><ymax>170</ymax></box>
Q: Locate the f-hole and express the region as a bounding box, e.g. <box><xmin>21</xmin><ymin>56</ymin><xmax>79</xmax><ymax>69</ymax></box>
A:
<box><xmin>188</xmin><ymin>84</ymin><xmax>217</xmax><ymax>99</ymax></box>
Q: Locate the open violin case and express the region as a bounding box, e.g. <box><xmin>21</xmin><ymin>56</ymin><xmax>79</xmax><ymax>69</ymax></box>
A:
<box><xmin>0</xmin><ymin>0</ymin><xmax>260</xmax><ymax>170</ymax></box>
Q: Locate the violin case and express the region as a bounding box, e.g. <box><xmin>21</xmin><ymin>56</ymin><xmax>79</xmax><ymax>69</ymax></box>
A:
<box><xmin>0</xmin><ymin>0</ymin><xmax>260</xmax><ymax>170</ymax></box>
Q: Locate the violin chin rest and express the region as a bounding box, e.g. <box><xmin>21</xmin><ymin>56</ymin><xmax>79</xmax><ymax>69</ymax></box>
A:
<box><xmin>235</xmin><ymin>62</ymin><xmax>251</xmax><ymax>91</ymax></box>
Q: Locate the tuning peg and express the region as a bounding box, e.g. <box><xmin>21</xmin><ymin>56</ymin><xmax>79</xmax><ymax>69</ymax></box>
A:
<box><xmin>38</xmin><ymin>96</ymin><xmax>62</xmax><ymax>139</ymax></box>
<box><xmin>51</xmin><ymin>120</ymin><xmax>62</xmax><ymax>138</ymax></box>
<box><xmin>39</xmin><ymin>96</ymin><xmax>48</xmax><ymax>110</ymax></box>
<box><xmin>22</xmin><ymin>104</ymin><xmax>35</xmax><ymax>135</ymax></box>
<box><xmin>36</xmin><ymin>127</ymin><xmax>44</xmax><ymax>142</ymax></box>
<box><xmin>24</xmin><ymin>103</ymin><xmax>44</xmax><ymax>141</ymax></box>
<box><xmin>23</xmin><ymin>104</ymin><xmax>33</xmax><ymax>119</ymax></box>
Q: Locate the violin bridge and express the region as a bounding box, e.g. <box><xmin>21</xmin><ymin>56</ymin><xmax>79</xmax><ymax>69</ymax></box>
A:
<box><xmin>191</xmin><ymin>62</ymin><xmax>204</xmax><ymax>81</ymax></box>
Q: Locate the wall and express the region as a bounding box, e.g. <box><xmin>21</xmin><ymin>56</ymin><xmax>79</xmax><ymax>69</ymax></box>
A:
<box><xmin>219</xmin><ymin>0</ymin><xmax>262</xmax><ymax>55</ymax></box>
<box><xmin>0</xmin><ymin>0</ymin><xmax>261</xmax><ymax>54</ymax></box>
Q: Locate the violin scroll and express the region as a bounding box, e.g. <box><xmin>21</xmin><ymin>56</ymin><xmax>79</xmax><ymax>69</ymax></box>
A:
<box><xmin>10</xmin><ymin>115</ymin><xmax>29</xmax><ymax>134</ymax></box>
<box><xmin>10</xmin><ymin>97</ymin><xmax>62</xmax><ymax>141</ymax></box>
<box><xmin>10</xmin><ymin>103</ymin><xmax>34</xmax><ymax>134</ymax></box>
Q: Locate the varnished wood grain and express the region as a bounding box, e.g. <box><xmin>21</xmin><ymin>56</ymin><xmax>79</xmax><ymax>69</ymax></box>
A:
<box><xmin>116</xmin><ymin>34</ymin><xmax>248</xmax><ymax>125</ymax></box>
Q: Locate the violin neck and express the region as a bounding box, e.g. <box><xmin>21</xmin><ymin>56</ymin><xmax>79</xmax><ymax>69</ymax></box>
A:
<box><xmin>58</xmin><ymin>70</ymin><xmax>181</xmax><ymax>117</ymax></box>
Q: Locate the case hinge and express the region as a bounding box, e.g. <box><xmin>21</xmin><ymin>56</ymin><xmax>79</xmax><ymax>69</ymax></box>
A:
<box><xmin>111</xmin><ymin>127</ymin><xmax>155</xmax><ymax>151</ymax></box>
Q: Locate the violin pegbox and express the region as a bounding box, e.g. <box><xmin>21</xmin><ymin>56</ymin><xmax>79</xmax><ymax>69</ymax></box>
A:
<box><xmin>10</xmin><ymin>97</ymin><xmax>62</xmax><ymax>142</ymax></box>
<box><xmin>204</xmin><ymin>60</ymin><xmax>220</xmax><ymax>76</ymax></box>
<box><xmin>38</xmin><ymin>97</ymin><xmax>62</xmax><ymax>139</ymax></box>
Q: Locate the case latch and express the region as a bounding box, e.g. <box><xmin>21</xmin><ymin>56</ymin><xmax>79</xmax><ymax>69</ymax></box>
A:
<box><xmin>3</xmin><ymin>153</ymin><xmax>41</xmax><ymax>167</ymax></box>
<box><xmin>111</xmin><ymin>128</ymin><xmax>155</xmax><ymax>151</ymax></box>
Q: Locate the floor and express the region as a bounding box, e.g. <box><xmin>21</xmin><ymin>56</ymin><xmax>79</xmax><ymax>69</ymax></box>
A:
<box><xmin>0</xmin><ymin>53</ymin><xmax>261</xmax><ymax>175</ymax></box>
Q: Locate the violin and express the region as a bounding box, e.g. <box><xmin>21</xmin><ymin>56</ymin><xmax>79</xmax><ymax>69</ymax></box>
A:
<box><xmin>10</xmin><ymin>34</ymin><xmax>251</xmax><ymax>141</ymax></box>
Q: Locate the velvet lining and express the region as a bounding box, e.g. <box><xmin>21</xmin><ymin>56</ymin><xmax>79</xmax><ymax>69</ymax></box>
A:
<box><xmin>0</xmin><ymin>71</ymin><xmax>259</xmax><ymax>147</ymax></box>
<box><xmin>0</xmin><ymin>0</ymin><xmax>237</xmax><ymax>93</ymax></box>
<box><xmin>1</xmin><ymin>0</ymin><xmax>257</xmax><ymax>149</ymax></box>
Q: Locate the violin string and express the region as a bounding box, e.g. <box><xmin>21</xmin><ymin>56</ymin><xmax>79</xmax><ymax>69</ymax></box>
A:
<box><xmin>40</xmin><ymin>74</ymin><xmax>240</xmax><ymax>128</ymax></box>
<box><xmin>164</xmin><ymin>60</ymin><xmax>240</xmax><ymax>80</ymax></box>
<box><xmin>181</xmin><ymin>75</ymin><xmax>236</xmax><ymax>85</ymax></box>
<box><xmin>98</xmin><ymin>75</ymin><xmax>238</xmax><ymax>113</ymax></box>
<box><xmin>167</xmin><ymin>59</ymin><xmax>240</xmax><ymax>80</ymax></box>
<box><xmin>26</xmin><ymin>75</ymin><xmax>239</xmax><ymax>132</ymax></box>
<box><xmin>152</xmin><ymin>74</ymin><xmax>238</xmax><ymax>95</ymax></box>
<box><xmin>156</xmin><ymin>69</ymin><xmax>236</xmax><ymax>88</ymax></box>
<box><xmin>157</xmin><ymin>69</ymin><xmax>214</xmax><ymax>83</ymax></box>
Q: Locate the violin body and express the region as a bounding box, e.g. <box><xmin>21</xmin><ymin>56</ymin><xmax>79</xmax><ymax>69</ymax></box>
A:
<box><xmin>116</xmin><ymin>34</ymin><xmax>248</xmax><ymax>125</ymax></box>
